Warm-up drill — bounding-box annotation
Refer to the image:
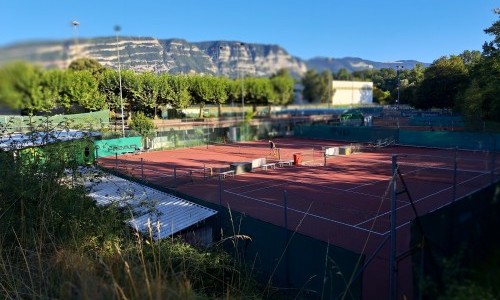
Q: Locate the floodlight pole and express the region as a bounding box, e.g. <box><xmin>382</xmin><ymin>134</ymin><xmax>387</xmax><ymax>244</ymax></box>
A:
<box><xmin>238</xmin><ymin>42</ymin><xmax>245</xmax><ymax>120</ymax></box>
<box><xmin>389</xmin><ymin>155</ymin><xmax>398</xmax><ymax>300</ymax></box>
<box><xmin>115</xmin><ymin>25</ymin><xmax>125</xmax><ymax>137</ymax></box>
<box><xmin>71</xmin><ymin>20</ymin><xmax>80</xmax><ymax>61</ymax></box>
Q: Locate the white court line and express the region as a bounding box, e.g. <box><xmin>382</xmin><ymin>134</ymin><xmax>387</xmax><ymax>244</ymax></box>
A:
<box><xmin>344</xmin><ymin>165</ymin><xmax>424</xmax><ymax>192</ymax></box>
<box><xmin>224</xmin><ymin>189</ymin><xmax>384</xmax><ymax>236</ymax></box>
<box><xmin>225</xmin><ymin>179</ymin><xmax>287</xmax><ymax>192</ymax></box>
<box><xmin>355</xmin><ymin>171</ymin><xmax>490</xmax><ymax>228</ymax></box>
<box><xmin>239</xmin><ymin>182</ymin><xmax>289</xmax><ymax>194</ymax></box>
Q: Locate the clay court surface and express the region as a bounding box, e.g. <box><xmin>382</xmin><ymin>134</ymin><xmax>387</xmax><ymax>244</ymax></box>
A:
<box><xmin>98</xmin><ymin>137</ymin><xmax>500</xmax><ymax>299</ymax></box>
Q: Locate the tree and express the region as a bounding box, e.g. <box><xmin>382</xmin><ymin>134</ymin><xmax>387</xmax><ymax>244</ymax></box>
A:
<box><xmin>0</xmin><ymin>61</ymin><xmax>55</xmax><ymax>115</ymax></box>
<box><xmin>129</xmin><ymin>111</ymin><xmax>156</xmax><ymax>140</ymax></box>
<box><xmin>134</xmin><ymin>72</ymin><xmax>160</xmax><ymax>117</ymax></box>
<box><xmin>461</xmin><ymin>10</ymin><xmax>500</xmax><ymax>121</ymax></box>
<box><xmin>244</xmin><ymin>77</ymin><xmax>275</xmax><ymax>108</ymax></box>
<box><xmin>98</xmin><ymin>68</ymin><xmax>122</xmax><ymax>113</ymax></box>
<box><xmin>373</xmin><ymin>86</ymin><xmax>391</xmax><ymax>104</ymax></box>
<box><xmin>301</xmin><ymin>70</ymin><xmax>322</xmax><ymax>103</ymax></box>
<box><xmin>335</xmin><ymin>68</ymin><xmax>352</xmax><ymax>81</ymax></box>
<box><xmin>43</xmin><ymin>69</ymin><xmax>71</xmax><ymax>112</ymax></box>
<box><xmin>270</xmin><ymin>69</ymin><xmax>294</xmax><ymax>106</ymax></box>
<box><xmin>166</xmin><ymin>75</ymin><xmax>192</xmax><ymax>109</ymax></box>
<box><xmin>320</xmin><ymin>70</ymin><xmax>333</xmax><ymax>103</ymax></box>
<box><xmin>416</xmin><ymin>56</ymin><xmax>469</xmax><ymax>109</ymax></box>
<box><xmin>68</xmin><ymin>58</ymin><xmax>104</xmax><ymax>76</ymax></box>
<box><xmin>66</xmin><ymin>70</ymin><xmax>106</xmax><ymax>112</ymax></box>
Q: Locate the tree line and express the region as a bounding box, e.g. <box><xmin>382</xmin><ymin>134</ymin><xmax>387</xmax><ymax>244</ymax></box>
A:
<box><xmin>0</xmin><ymin>59</ymin><xmax>295</xmax><ymax>118</ymax></box>
<box><xmin>301</xmin><ymin>10</ymin><xmax>500</xmax><ymax>122</ymax></box>
<box><xmin>0</xmin><ymin>10</ymin><xmax>498</xmax><ymax>123</ymax></box>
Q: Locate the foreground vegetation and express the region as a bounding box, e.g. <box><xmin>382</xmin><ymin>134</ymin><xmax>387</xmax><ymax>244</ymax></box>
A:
<box><xmin>0</xmin><ymin>129</ymin><xmax>263</xmax><ymax>299</ymax></box>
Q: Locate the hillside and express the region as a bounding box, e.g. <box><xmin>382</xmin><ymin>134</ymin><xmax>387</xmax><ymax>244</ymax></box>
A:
<box><xmin>0</xmin><ymin>37</ymin><xmax>428</xmax><ymax>77</ymax></box>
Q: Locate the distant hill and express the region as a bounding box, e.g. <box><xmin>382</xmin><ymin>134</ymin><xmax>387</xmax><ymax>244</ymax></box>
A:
<box><xmin>0</xmin><ymin>37</ymin><xmax>429</xmax><ymax>77</ymax></box>
<box><xmin>305</xmin><ymin>57</ymin><xmax>429</xmax><ymax>73</ymax></box>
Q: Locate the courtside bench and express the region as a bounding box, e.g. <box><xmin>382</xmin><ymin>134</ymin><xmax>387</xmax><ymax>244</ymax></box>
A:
<box><xmin>262</xmin><ymin>163</ymin><xmax>277</xmax><ymax>170</ymax></box>
<box><xmin>218</xmin><ymin>170</ymin><xmax>235</xmax><ymax>179</ymax></box>
<box><xmin>277</xmin><ymin>160</ymin><xmax>294</xmax><ymax>167</ymax></box>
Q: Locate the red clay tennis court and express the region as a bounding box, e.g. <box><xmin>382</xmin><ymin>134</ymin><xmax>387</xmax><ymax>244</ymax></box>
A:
<box><xmin>98</xmin><ymin>137</ymin><xmax>500</xmax><ymax>299</ymax></box>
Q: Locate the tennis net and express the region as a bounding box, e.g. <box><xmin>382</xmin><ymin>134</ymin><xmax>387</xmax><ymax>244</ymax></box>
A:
<box><xmin>324</xmin><ymin>153</ymin><xmax>496</xmax><ymax>186</ymax></box>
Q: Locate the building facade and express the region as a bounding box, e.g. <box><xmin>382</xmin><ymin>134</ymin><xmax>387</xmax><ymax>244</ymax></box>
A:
<box><xmin>331</xmin><ymin>81</ymin><xmax>373</xmax><ymax>105</ymax></box>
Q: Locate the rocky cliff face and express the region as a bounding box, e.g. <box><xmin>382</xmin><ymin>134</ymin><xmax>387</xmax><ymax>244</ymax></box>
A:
<box><xmin>0</xmin><ymin>37</ymin><xmax>428</xmax><ymax>76</ymax></box>
<box><xmin>0</xmin><ymin>37</ymin><xmax>308</xmax><ymax>78</ymax></box>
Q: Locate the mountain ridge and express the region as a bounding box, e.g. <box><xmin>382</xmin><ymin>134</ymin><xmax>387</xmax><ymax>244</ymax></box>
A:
<box><xmin>0</xmin><ymin>36</ymin><xmax>429</xmax><ymax>77</ymax></box>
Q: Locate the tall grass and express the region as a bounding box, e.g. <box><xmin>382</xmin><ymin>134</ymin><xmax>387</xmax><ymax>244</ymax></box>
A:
<box><xmin>0</xmin><ymin>124</ymin><xmax>263</xmax><ymax>299</ymax></box>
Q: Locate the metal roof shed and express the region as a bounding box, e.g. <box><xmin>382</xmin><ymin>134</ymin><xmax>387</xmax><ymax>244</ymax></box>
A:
<box><xmin>86</xmin><ymin>173</ymin><xmax>217</xmax><ymax>242</ymax></box>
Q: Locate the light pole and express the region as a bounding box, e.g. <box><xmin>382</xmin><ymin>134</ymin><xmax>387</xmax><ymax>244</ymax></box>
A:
<box><xmin>238</xmin><ymin>42</ymin><xmax>245</xmax><ymax>120</ymax></box>
<box><xmin>114</xmin><ymin>25</ymin><xmax>125</xmax><ymax>137</ymax></box>
<box><xmin>217</xmin><ymin>45</ymin><xmax>224</xmax><ymax>76</ymax></box>
<box><xmin>396</xmin><ymin>65</ymin><xmax>404</xmax><ymax>110</ymax></box>
<box><xmin>71</xmin><ymin>20</ymin><xmax>80</xmax><ymax>61</ymax></box>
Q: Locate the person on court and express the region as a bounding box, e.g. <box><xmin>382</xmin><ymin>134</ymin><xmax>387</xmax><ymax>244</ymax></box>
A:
<box><xmin>269</xmin><ymin>140</ymin><xmax>277</xmax><ymax>156</ymax></box>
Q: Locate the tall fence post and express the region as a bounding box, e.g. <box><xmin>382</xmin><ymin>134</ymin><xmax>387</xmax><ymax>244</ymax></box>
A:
<box><xmin>491</xmin><ymin>137</ymin><xmax>496</xmax><ymax>184</ymax></box>
<box><xmin>219</xmin><ymin>175</ymin><xmax>223</xmax><ymax>234</ymax></box>
<box><xmin>283</xmin><ymin>190</ymin><xmax>289</xmax><ymax>287</ymax></box>
<box><xmin>141</xmin><ymin>157</ymin><xmax>144</xmax><ymax>180</ymax></box>
<box><xmin>453</xmin><ymin>147</ymin><xmax>457</xmax><ymax>202</ymax></box>
<box><xmin>390</xmin><ymin>155</ymin><xmax>398</xmax><ymax>300</ymax></box>
<box><xmin>173</xmin><ymin>166</ymin><xmax>177</xmax><ymax>188</ymax></box>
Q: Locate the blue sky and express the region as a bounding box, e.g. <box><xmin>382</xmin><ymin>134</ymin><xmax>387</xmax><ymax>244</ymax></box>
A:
<box><xmin>0</xmin><ymin>0</ymin><xmax>497</xmax><ymax>63</ymax></box>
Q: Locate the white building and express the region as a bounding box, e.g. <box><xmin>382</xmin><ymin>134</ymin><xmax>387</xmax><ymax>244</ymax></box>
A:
<box><xmin>331</xmin><ymin>81</ymin><xmax>373</xmax><ymax>105</ymax></box>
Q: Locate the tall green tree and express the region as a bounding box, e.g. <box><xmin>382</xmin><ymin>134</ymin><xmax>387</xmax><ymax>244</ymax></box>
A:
<box><xmin>98</xmin><ymin>68</ymin><xmax>122</xmax><ymax>114</ymax></box>
<box><xmin>301</xmin><ymin>69</ymin><xmax>322</xmax><ymax>103</ymax></box>
<box><xmin>41</xmin><ymin>69</ymin><xmax>69</xmax><ymax>112</ymax></box>
<box><xmin>66</xmin><ymin>70</ymin><xmax>106</xmax><ymax>112</ymax></box>
<box><xmin>68</xmin><ymin>58</ymin><xmax>104</xmax><ymax>76</ymax></box>
<box><xmin>270</xmin><ymin>69</ymin><xmax>294</xmax><ymax>106</ymax></box>
<box><xmin>320</xmin><ymin>70</ymin><xmax>333</xmax><ymax>103</ymax></box>
<box><xmin>416</xmin><ymin>56</ymin><xmax>469</xmax><ymax>109</ymax></box>
<box><xmin>166</xmin><ymin>75</ymin><xmax>192</xmax><ymax>109</ymax></box>
<box><xmin>0</xmin><ymin>61</ymin><xmax>51</xmax><ymax>114</ymax></box>
<box><xmin>134</xmin><ymin>72</ymin><xmax>160</xmax><ymax>117</ymax></box>
<box><xmin>190</xmin><ymin>75</ymin><xmax>214</xmax><ymax>117</ymax></box>
<box><xmin>461</xmin><ymin>10</ymin><xmax>500</xmax><ymax>121</ymax></box>
<box><xmin>244</xmin><ymin>77</ymin><xmax>275</xmax><ymax>107</ymax></box>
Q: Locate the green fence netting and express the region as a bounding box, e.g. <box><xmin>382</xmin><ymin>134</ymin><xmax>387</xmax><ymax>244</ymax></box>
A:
<box><xmin>410</xmin><ymin>182</ymin><xmax>500</xmax><ymax>299</ymax></box>
<box><xmin>294</xmin><ymin>124</ymin><xmax>500</xmax><ymax>151</ymax></box>
<box><xmin>95</xmin><ymin>136</ymin><xmax>142</xmax><ymax>157</ymax></box>
<box><xmin>177</xmin><ymin>192</ymin><xmax>363</xmax><ymax>299</ymax></box>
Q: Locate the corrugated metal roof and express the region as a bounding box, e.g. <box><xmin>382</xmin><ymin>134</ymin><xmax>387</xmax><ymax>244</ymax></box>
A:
<box><xmin>0</xmin><ymin>130</ymin><xmax>100</xmax><ymax>151</ymax></box>
<box><xmin>86</xmin><ymin>173</ymin><xmax>217</xmax><ymax>240</ymax></box>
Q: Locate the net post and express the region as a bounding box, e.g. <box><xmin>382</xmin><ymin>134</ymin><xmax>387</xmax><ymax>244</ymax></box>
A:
<box><xmin>115</xmin><ymin>153</ymin><xmax>118</xmax><ymax>170</ymax></box>
<box><xmin>389</xmin><ymin>154</ymin><xmax>398</xmax><ymax>300</ymax></box>
<box><xmin>324</xmin><ymin>151</ymin><xmax>327</xmax><ymax>167</ymax></box>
